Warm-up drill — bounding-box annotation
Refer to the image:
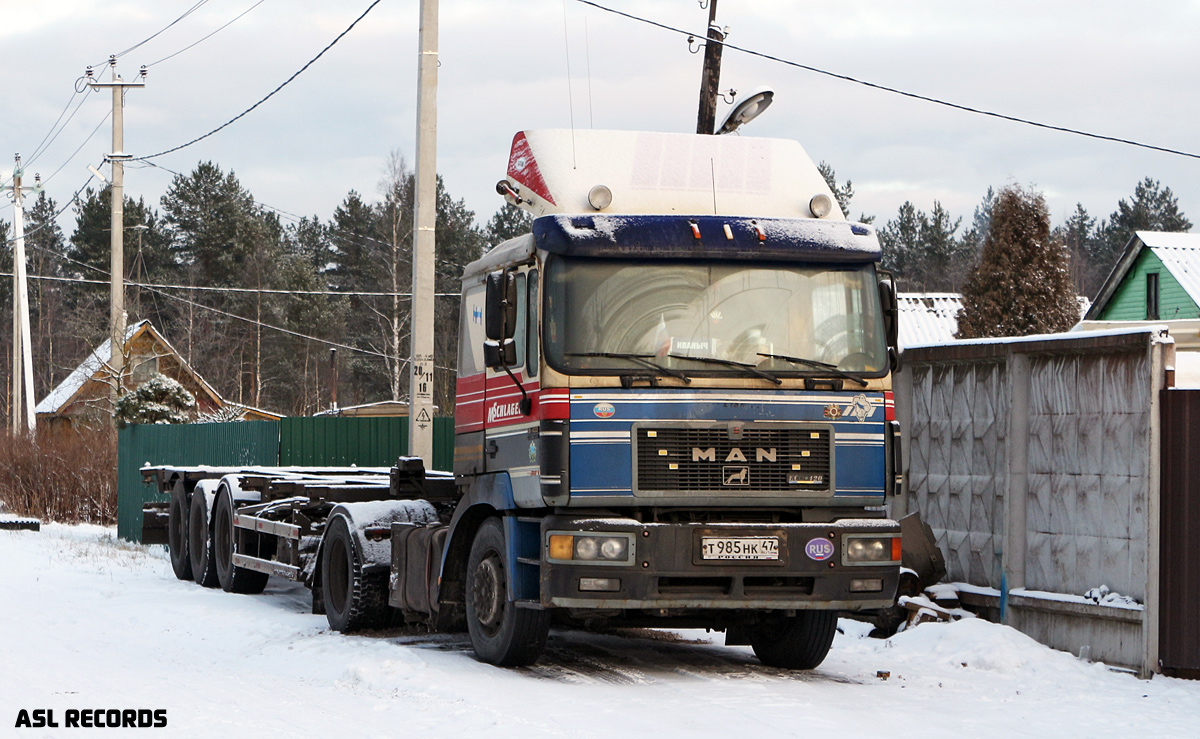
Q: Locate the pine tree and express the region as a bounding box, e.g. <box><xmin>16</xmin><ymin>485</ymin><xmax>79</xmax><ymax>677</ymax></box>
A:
<box><xmin>1055</xmin><ymin>203</ymin><xmax>1102</xmax><ymax>297</ymax></box>
<box><xmin>484</xmin><ymin>204</ymin><xmax>532</xmax><ymax>246</ymax></box>
<box><xmin>956</xmin><ymin>185</ymin><xmax>1078</xmax><ymax>339</ymax></box>
<box><xmin>114</xmin><ymin>373</ymin><xmax>196</xmax><ymax>428</ymax></box>
<box><xmin>817</xmin><ymin>162</ymin><xmax>873</xmax><ymax>223</ymax></box>
<box><xmin>879</xmin><ymin>201</ymin><xmax>966</xmax><ymax>291</ymax></box>
<box><xmin>1095</xmin><ymin>178</ymin><xmax>1192</xmax><ymax>268</ymax></box>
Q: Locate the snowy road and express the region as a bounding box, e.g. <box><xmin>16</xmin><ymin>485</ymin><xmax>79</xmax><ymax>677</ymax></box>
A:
<box><xmin>3</xmin><ymin>524</ymin><xmax>1198</xmax><ymax>737</ymax></box>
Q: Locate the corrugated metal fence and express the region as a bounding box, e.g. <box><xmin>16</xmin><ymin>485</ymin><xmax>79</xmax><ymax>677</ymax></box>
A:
<box><xmin>118</xmin><ymin>417</ymin><xmax>455</xmax><ymax>541</ymax></box>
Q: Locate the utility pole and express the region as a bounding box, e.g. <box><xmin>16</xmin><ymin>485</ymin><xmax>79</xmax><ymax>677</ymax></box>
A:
<box><xmin>695</xmin><ymin>0</ymin><xmax>725</xmax><ymax>135</ymax></box>
<box><xmin>87</xmin><ymin>57</ymin><xmax>145</xmax><ymax>413</ymax></box>
<box><xmin>409</xmin><ymin>0</ymin><xmax>438</xmax><ymax>462</ymax></box>
<box><xmin>4</xmin><ymin>156</ymin><xmax>39</xmax><ymax>436</ymax></box>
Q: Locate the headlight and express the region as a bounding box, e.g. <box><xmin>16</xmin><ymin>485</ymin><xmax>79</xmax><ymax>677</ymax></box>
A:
<box><xmin>843</xmin><ymin>535</ymin><xmax>901</xmax><ymax>565</ymax></box>
<box><xmin>547</xmin><ymin>533</ymin><xmax>634</xmax><ymax>564</ymax></box>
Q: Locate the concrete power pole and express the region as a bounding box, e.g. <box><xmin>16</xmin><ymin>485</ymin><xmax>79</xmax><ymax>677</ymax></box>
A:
<box><xmin>695</xmin><ymin>0</ymin><xmax>725</xmax><ymax>135</ymax></box>
<box><xmin>4</xmin><ymin>156</ymin><xmax>39</xmax><ymax>435</ymax></box>
<box><xmin>87</xmin><ymin>58</ymin><xmax>145</xmax><ymax>413</ymax></box>
<box><xmin>409</xmin><ymin>0</ymin><xmax>438</xmax><ymax>462</ymax></box>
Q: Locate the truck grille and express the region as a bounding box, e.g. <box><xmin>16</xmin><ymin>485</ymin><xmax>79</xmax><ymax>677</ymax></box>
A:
<box><xmin>634</xmin><ymin>424</ymin><xmax>832</xmax><ymax>494</ymax></box>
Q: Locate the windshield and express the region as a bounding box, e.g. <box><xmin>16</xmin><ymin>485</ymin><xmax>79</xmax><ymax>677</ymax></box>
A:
<box><xmin>544</xmin><ymin>257</ymin><xmax>888</xmax><ymax>377</ymax></box>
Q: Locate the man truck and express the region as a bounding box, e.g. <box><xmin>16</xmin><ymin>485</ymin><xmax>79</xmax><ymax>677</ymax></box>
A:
<box><xmin>142</xmin><ymin>129</ymin><xmax>904</xmax><ymax>668</ymax></box>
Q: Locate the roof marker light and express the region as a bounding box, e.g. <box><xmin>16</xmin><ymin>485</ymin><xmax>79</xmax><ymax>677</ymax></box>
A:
<box><xmin>810</xmin><ymin>194</ymin><xmax>833</xmax><ymax>218</ymax></box>
<box><xmin>752</xmin><ymin>221</ymin><xmax>766</xmax><ymax>242</ymax></box>
<box><xmin>723</xmin><ymin>224</ymin><xmax>734</xmax><ymax>240</ymax></box>
<box><xmin>689</xmin><ymin>221</ymin><xmax>702</xmax><ymax>240</ymax></box>
<box><xmin>588</xmin><ymin>184</ymin><xmax>613</xmax><ymax>210</ymax></box>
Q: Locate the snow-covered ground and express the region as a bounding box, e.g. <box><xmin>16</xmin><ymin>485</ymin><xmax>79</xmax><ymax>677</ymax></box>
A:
<box><xmin>3</xmin><ymin>524</ymin><xmax>1199</xmax><ymax>737</ymax></box>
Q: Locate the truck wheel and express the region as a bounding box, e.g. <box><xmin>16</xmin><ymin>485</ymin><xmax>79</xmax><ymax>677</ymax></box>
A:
<box><xmin>188</xmin><ymin>491</ymin><xmax>219</xmax><ymax>588</ymax></box>
<box><xmin>465</xmin><ymin>518</ymin><xmax>549</xmax><ymax>667</ymax></box>
<box><xmin>214</xmin><ymin>490</ymin><xmax>269</xmax><ymax>595</ymax></box>
<box><xmin>750</xmin><ymin>610</ymin><xmax>838</xmax><ymax>670</ymax></box>
<box><xmin>321</xmin><ymin>515</ymin><xmax>392</xmax><ymax>632</ymax></box>
<box><xmin>167</xmin><ymin>481</ymin><xmax>193</xmax><ymax>581</ymax></box>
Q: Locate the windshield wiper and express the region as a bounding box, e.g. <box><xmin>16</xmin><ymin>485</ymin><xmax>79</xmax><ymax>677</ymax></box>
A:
<box><xmin>566</xmin><ymin>352</ymin><xmax>691</xmax><ymax>383</ymax></box>
<box><xmin>668</xmin><ymin>354</ymin><xmax>781</xmax><ymax>385</ymax></box>
<box><xmin>757</xmin><ymin>352</ymin><xmax>868</xmax><ymax>387</ymax></box>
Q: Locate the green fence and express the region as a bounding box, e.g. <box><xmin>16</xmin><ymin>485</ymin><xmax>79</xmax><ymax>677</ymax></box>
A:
<box><xmin>117</xmin><ymin>421</ymin><xmax>281</xmax><ymax>541</ymax></box>
<box><xmin>117</xmin><ymin>417</ymin><xmax>455</xmax><ymax>542</ymax></box>
<box><xmin>279</xmin><ymin>416</ymin><xmax>454</xmax><ymax>470</ymax></box>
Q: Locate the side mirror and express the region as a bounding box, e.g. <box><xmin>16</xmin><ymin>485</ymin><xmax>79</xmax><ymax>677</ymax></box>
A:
<box><xmin>877</xmin><ymin>271</ymin><xmax>899</xmax><ymax>370</ymax></box>
<box><xmin>484</xmin><ymin>339</ymin><xmax>518</xmax><ymax>369</ymax></box>
<box><xmin>485</xmin><ymin>271</ymin><xmax>518</xmax><ymax>341</ymax></box>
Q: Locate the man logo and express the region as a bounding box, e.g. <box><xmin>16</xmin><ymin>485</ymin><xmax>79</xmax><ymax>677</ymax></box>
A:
<box><xmin>692</xmin><ymin>447</ymin><xmax>776</xmax><ymax>463</ymax></box>
<box><xmin>723</xmin><ymin>466</ymin><xmax>750</xmax><ymax>485</ymax></box>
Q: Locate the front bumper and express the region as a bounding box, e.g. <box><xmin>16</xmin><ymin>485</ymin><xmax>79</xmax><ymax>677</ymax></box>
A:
<box><xmin>539</xmin><ymin>515</ymin><xmax>900</xmax><ymax>611</ymax></box>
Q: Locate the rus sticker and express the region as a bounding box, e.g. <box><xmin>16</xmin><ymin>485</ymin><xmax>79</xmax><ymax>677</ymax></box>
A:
<box><xmin>805</xmin><ymin>537</ymin><xmax>835</xmax><ymax>561</ymax></box>
<box><xmin>593</xmin><ymin>402</ymin><xmax>615</xmax><ymax>418</ymax></box>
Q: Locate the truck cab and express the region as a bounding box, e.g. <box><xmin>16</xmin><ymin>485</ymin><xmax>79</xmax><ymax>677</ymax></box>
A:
<box><xmin>444</xmin><ymin>130</ymin><xmax>903</xmax><ymax>667</ymax></box>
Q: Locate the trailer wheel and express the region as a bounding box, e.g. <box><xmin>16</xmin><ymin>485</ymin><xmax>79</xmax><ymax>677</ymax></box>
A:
<box><xmin>321</xmin><ymin>515</ymin><xmax>392</xmax><ymax>632</ymax></box>
<box><xmin>749</xmin><ymin>610</ymin><xmax>838</xmax><ymax>670</ymax></box>
<box><xmin>167</xmin><ymin>481</ymin><xmax>193</xmax><ymax>581</ymax></box>
<box><xmin>188</xmin><ymin>491</ymin><xmax>219</xmax><ymax>588</ymax></box>
<box><xmin>465</xmin><ymin>518</ymin><xmax>549</xmax><ymax>667</ymax></box>
<box><xmin>214</xmin><ymin>490</ymin><xmax>269</xmax><ymax>595</ymax></box>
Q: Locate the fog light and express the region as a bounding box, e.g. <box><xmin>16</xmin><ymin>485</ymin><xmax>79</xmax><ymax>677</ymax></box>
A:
<box><xmin>850</xmin><ymin>578</ymin><xmax>884</xmax><ymax>592</ymax></box>
<box><xmin>579</xmin><ymin>577</ymin><xmax>621</xmax><ymax>592</ymax></box>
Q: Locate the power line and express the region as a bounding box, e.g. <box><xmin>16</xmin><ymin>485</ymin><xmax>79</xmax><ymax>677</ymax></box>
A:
<box><xmin>576</xmin><ymin>0</ymin><xmax>1200</xmax><ymax>161</ymax></box>
<box><xmin>135</xmin><ymin>0</ymin><xmax>382</xmax><ymax>162</ymax></box>
<box><xmin>41</xmin><ymin>110</ymin><xmax>112</xmax><ymax>186</ymax></box>
<box><xmin>102</xmin><ymin>0</ymin><xmax>212</xmax><ymax>64</ymax></box>
<box><xmin>145</xmin><ymin>0</ymin><xmax>270</xmax><ymax>68</ymax></box>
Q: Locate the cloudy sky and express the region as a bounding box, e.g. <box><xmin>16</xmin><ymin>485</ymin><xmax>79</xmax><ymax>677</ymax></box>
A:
<box><xmin>2</xmin><ymin>0</ymin><xmax>1197</xmax><ymax>239</ymax></box>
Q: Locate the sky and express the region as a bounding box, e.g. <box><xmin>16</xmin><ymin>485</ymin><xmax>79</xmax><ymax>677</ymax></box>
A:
<box><xmin>1</xmin><ymin>0</ymin><xmax>1198</xmax><ymax>242</ymax></box>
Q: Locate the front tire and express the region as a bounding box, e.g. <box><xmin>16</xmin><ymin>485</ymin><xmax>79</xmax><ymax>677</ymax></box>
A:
<box><xmin>321</xmin><ymin>515</ymin><xmax>392</xmax><ymax>632</ymax></box>
<box><xmin>188</xmin><ymin>491</ymin><xmax>219</xmax><ymax>588</ymax></box>
<box><xmin>167</xmin><ymin>481</ymin><xmax>192</xmax><ymax>581</ymax></box>
<box><xmin>465</xmin><ymin>518</ymin><xmax>549</xmax><ymax>667</ymax></box>
<box><xmin>214</xmin><ymin>489</ymin><xmax>269</xmax><ymax>595</ymax></box>
<box><xmin>750</xmin><ymin>610</ymin><xmax>838</xmax><ymax>670</ymax></box>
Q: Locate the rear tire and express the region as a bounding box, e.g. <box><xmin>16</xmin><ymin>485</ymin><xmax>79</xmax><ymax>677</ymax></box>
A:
<box><xmin>214</xmin><ymin>489</ymin><xmax>269</xmax><ymax>595</ymax></box>
<box><xmin>750</xmin><ymin>610</ymin><xmax>838</xmax><ymax>670</ymax></box>
<box><xmin>465</xmin><ymin>518</ymin><xmax>550</xmax><ymax>667</ymax></box>
<box><xmin>321</xmin><ymin>515</ymin><xmax>392</xmax><ymax>632</ymax></box>
<box><xmin>167</xmin><ymin>481</ymin><xmax>192</xmax><ymax>581</ymax></box>
<box><xmin>188</xmin><ymin>491</ymin><xmax>219</xmax><ymax>588</ymax></box>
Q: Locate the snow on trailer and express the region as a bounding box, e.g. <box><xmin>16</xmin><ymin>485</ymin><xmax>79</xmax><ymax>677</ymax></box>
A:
<box><xmin>141</xmin><ymin>460</ymin><xmax>454</xmax><ymax>607</ymax></box>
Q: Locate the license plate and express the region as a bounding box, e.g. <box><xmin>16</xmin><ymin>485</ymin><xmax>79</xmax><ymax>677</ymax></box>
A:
<box><xmin>700</xmin><ymin>536</ymin><xmax>780</xmax><ymax>560</ymax></box>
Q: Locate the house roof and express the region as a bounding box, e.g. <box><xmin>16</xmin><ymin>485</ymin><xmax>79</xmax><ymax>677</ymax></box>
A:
<box><xmin>897</xmin><ymin>293</ymin><xmax>963</xmax><ymax>348</ymax></box>
<box><xmin>36</xmin><ymin>321</ymin><xmax>225</xmax><ymax>415</ymax></box>
<box><xmin>1086</xmin><ymin>231</ymin><xmax>1200</xmax><ymax>320</ymax></box>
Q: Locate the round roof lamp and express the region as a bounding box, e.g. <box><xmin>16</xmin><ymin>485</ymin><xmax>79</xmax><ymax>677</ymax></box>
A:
<box><xmin>588</xmin><ymin>184</ymin><xmax>613</xmax><ymax>210</ymax></box>
<box><xmin>810</xmin><ymin>193</ymin><xmax>833</xmax><ymax>218</ymax></box>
